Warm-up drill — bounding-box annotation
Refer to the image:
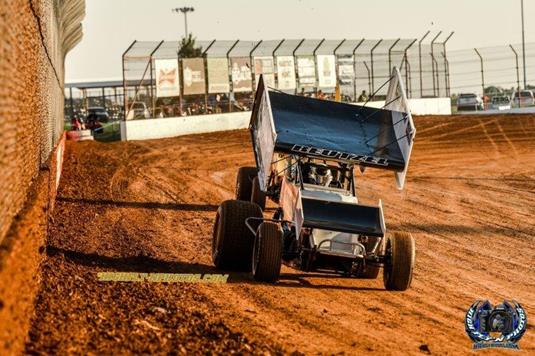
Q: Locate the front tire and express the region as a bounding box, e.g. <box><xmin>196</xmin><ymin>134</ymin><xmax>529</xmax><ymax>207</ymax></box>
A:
<box><xmin>383</xmin><ymin>232</ymin><xmax>415</xmax><ymax>291</ymax></box>
<box><xmin>212</xmin><ymin>200</ymin><xmax>262</xmax><ymax>271</ymax></box>
<box><xmin>252</xmin><ymin>222</ymin><xmax>283</xmax><ymax>282</ymax></box>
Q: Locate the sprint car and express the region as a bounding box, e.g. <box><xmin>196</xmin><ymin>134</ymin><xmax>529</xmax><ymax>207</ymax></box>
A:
<box><xmin>212</xmin><ymin>68</ymin><xmax>416</xmax><ymax>290</ymax></box>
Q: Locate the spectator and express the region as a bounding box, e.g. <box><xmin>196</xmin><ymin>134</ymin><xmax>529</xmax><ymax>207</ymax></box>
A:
<box><xmin>358</xmin><ymin>90</ymin><xmax>368</xmax><ymax>102</ymax></box>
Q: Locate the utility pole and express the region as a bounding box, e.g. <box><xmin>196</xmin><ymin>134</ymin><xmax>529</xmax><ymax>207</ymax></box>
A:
<box><xmin>521</xmin><ymin>0</ymin><xmax>527</xmax><ymax>89</ymax></box>
<box><xmin>172</xmin><ymin>7</ymin><xmax>195</xmax><ymax>38</ymax></box>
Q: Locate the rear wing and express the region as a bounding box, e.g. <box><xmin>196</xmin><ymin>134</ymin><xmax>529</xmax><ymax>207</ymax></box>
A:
<box><xmin>250</xmin><ymin>68</ymin><xmax>415</xmax><ymax>191</ymax></box>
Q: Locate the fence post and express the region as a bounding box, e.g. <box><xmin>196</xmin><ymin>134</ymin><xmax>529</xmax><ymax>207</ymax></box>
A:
<box><xmin>333</xmin><ymin>39</ymin><xmax>346</xmax><ymax>95</ymax></box>
<box><xmin>370</xmin><ymin>39</ymin><xmax>383</xmax><ymax>96</ymax></box>
<box><xmin>363</xmin><ymin>61</ymin><xmax>372</xmax><ymax>95</ymax></box>
<box><xmin>249</xmin><ymin>40</ymin><xmax>263</xmax><ymax>92</ymax></box>
<box><xmin>352</xmin><ymin>39</ymin><xmax>365</xmax><ymax>101</ymax></box>
<box><xmin>430</xmin><ymin>53</ymin><xmax>440</xmax><ymax>97</ymax></box>
<box><xmin>418</xmin><ymin>31</ymin><xmax>430</xmax><ymax>98</ymax></box>
<box><xmin>149</xmin><ymin>40</ymin><xmax>164</xmax><ymax>117</ymax></box>
<box><xmin>272</xmin><ymin>39</ymin><xmax>285</xmax><ymax>89</ymax></box>
<box><xmin>509</xmin><ymin>44</ymin><xmax>521</xmax><ymax>106</ymax></box>
<box><xmin>430</xmin><ymin>31</ymin><xmax>442</xmax><ymax>97</ymax></box>
<box><xmin>388</xmin><ymin>38</ymin><xmax>400</xmax><ymax>74</ymax></box>
<box><xmin>226</xmin><ymin>40</ymin><xmax>240</xmax><ymax>112</ymax></box>
<box><xmin>122</xmin><ymin>40</ymin><xmax>137</xmax><ymax>120</ymax></box>
<box><xmin>293</xmin><ymin>39</ymin><xmax>306</xmax><ymax>94</ymax></box>
<box><xmin>474</xmin><ymin>48</ymin><xmax>485</xmax><ymax>99</ymax></box>
<box><xmin>442</xmin><ymin>32</ymin><xmax>454</xmax><ymax>97</ymax></box>
<box><xmin>442</xmin><ymin>53</ymin><xmax>451</xmax><ymax>97</ymax></box>
<box><xmin>313</xmin><ymin>39</ymin><xmax>325</xmax><ymax>91</ymax></box>
<box><xmin>202</xmin><ymin>39</ymin><xmax>217</xmax><ymax>113</ymax></box>
<box><xmin>402</xmin><ymin>39</ymin><xmax>417</xmax><ymax>98</ymax></box>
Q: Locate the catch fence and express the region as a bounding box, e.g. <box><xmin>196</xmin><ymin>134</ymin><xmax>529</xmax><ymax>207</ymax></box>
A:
<box><xmin>122</xmin><ymin>33</ymin><xmax>456</xmax><ymax>120</ymax></box>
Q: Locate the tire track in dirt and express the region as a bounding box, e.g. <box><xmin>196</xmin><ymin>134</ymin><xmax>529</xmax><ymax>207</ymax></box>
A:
<box><xmin>26</xmin><ymin>115</ymin><xmax>535</xmax><ymax>355</ymax></box>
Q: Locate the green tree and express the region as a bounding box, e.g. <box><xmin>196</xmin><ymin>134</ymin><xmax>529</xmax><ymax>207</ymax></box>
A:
<box><xmin>178</xmin><ymin>34</ymin><xmax>203</xmax><ymax>58</ymax></box>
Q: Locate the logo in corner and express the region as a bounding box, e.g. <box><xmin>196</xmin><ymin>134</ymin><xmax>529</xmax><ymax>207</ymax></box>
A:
<box><xmin>465</xmin><ymin>300</ymin><xmax>527</xmax><ymax>350</ymax></box>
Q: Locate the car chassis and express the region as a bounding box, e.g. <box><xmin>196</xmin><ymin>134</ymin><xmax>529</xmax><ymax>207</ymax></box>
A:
<box><xmin>212</xmin><ymin>68</ymin><xmax>416</xmax><ymax>290</ymax></box>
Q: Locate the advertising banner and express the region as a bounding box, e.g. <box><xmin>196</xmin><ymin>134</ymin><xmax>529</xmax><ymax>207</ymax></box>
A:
<box><xmin>337</xmin><ymin>55</ymin><xmax>354</xmax><ymax>80</ymax></box>
<box><xmin>276</xmin><ymin>56</ymin><xmax>296</xmax><ymax>90</ymax></box>
<box><xmin>182</xmin><ymin>58</ymin><xmax>206</xmax><ymax>95</ymax></box>
<box><xmin>231</xmin><ymin>57</ymin><xmax>252</xmax><ymax>92</ymax></box>
<box><xmin>297</xmin><ymin>56</ymin><xmax>316</xmax><ymax>87</ymax></box>
<box><xmin>155</xmin><ymin>59</ymin><xmax>180</xmax><ymax>97</ymax></box>
<box><xmin>317</xmin><ymin>55</ymin><xmax>337</xmax><ymax>88</ymax></box>
<box><xmin>337</xmin><ymin>55</ymin><xmax>355</xmax><ymax>98</ymax></box>
<box><xmin>254</xmin><ymin>56</ymin><xmax>275</xmax><ymax>88</ymax></box>
<box><xmin>207</xmin><ymin>57</ymin><xmax>230</xmax><ymax>93</ymax></box>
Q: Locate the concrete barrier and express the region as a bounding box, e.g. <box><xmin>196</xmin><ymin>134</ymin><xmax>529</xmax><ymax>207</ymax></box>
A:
<box><xmin>361</xmin><ymin>97</ymin><xmax>452</xmax><ymax>115</ymax></box>
<box><xmin>121</xmin><ymin>111</ymin><xmax>251</xmax><ymax>141</ymax></box>
<box><xmin>120</xmin><ymin>97</ymin><xmax>451</xmax><ymax>141</ymax></box>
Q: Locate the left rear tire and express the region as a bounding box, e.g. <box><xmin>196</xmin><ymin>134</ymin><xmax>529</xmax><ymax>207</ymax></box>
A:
<box><xmin>212</xmin><ymin>200</ymin><xmax>262</xmax><ymax>271</ymax></box>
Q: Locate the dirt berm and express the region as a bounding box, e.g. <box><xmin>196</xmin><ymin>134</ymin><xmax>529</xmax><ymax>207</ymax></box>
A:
<box><xmin>23</xmin><ymin>114</ymin><xmax>535</xmax><ymax>354</ymax></box>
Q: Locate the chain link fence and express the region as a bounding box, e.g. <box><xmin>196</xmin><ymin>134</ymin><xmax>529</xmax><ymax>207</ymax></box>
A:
<box><xmin>122</xmin><ymin>36</ymin><xmax>445</xmax><ymax>120</ymax></box>
<box><xmin>116</xmin><ymin>33</ymin><xmax>535</xmax><ymax>120</ymax></box>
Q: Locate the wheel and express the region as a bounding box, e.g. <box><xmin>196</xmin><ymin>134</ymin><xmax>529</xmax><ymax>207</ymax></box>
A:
<box><xmin>252</xmin><ymin>222</ymin><xmax>283</xmax><ymax>282</ymax></box>
<box><xmin>212</xmin><ymin>200</ymin><xmax>262</xmax><ymax>271</ymax></box>
<box><xmin>356</xmin><ymin>236</ymin><xmax>384</xmax><ymax>279</ymax></box>
<box><xmin>236</xmin><ymin>167</ymin><xmax>257</xmax><ymax>201</ymax></box>
<box><xmin>251</xmin><ymin>176</ymin><xmax>266</xmax><ymax>210</ymax></box>
<box><xmin>383</xmin><ymin>231</ymin><xmax>415</xmax><ymax>291</ymax></box>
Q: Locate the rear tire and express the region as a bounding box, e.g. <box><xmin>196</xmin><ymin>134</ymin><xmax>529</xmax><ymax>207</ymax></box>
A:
<box><xmin>251</xmin><ymin>176</ymin><xmax>266</xmax><ymax>210</ymax></box>
<box><xmin>236</xmin><ymin>167</ymin><xmax>257</xmax><ymax>201</ymax></box>
<box><xmin>252</xmin><ymin>222</ymin><xmax>283</xmax><ymax>282</ymax></box>
<box><xmin>383</xmin><ymin>231</ymin><xmax>415</xmax><ymax>291</ymax></box>
<box><xmin>212</xmin><ymin>200</ymin><xmax>262</xmax><ymax>271</ymax></box>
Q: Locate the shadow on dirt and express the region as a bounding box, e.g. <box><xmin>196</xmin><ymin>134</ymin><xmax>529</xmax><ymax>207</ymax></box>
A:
<box><xmin>46</xmin><ymin>246</ymin><xmax>385</xmax><ymax>291</ymax></box>
<box><xmin>56</xmin><ymin>196</ymin><xmax>219</xmax><ymax>212</ymax></box>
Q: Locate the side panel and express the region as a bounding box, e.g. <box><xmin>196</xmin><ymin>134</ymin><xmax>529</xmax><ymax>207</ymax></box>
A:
<box><xmin>384</xmin><ymin>67</ymin><xmax>416</xmax><ymax>190</ymax></box>
<box><xmin>249</xmin><ymin>76</ymin><xmax>277</xmax><ymax>191</ymax></box>
<box><xmin>280</xmin><ymin>178</ymin><xmax>304</xmax><ymax>234</ymax></box>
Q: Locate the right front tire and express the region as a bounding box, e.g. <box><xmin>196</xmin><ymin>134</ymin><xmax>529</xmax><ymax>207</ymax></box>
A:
<box><xmin>383</xmin><ymin>231</ymin><xmax>415</xmax><ymax>291</ymax></box>
<box><xmin>212</xmin><ymin>200</ymin><xmax>262</xmax><ymax>271</ymax></box>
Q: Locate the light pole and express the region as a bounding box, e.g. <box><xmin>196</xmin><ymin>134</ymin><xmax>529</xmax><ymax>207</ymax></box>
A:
<box><xmin>172</xmin><ymin>7</ymin><xmax>195</xmax><ymax>38</ymax></box>
<box><xmin>521</xmin><ymin>0</ymin><xmax>527</xmax><ymax>89</ymax></box>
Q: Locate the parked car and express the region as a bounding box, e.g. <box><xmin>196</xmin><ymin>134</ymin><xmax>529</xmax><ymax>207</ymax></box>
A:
<box><xmin>490</xmin><ymin>96</ymin><xmax>511</xmax><ymax>111</ymax></box>
<box><xmin>87</xmin><ymin>107</ymin><xmax>110</xmax><ymax>123</ymax></box>
<box><xmin>457</xmin><ymin>93</ymin><xmax>484</xmax><ymax>111</ymax></box>
<box><xmin>126</xmin><ymin>102</ymin><xmax>150</xmax><ymax>120</ymax></box>
<box><xmin>513</xmin><ymin>90</ymin><xmax>535</xmax><ymax>107</ymax></box>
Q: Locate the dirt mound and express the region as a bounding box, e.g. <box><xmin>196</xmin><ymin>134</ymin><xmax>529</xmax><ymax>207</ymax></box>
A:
<box><xmin>26</xmin><ymin>114</ymin><xmax>535</xmax><ymax>354</ymax></box>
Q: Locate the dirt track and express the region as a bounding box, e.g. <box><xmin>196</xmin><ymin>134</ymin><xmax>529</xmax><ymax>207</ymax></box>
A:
<box><xmin>25</xmin><ymin>114</ymin><xmax>535</xmax><ymax>354</ymax></box>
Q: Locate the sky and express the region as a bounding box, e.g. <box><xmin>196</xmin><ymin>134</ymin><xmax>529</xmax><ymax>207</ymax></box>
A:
<box><xmin>65</xmin><ymin>0</ymin><xmax>532</xmax><ymax>82</ymax></box>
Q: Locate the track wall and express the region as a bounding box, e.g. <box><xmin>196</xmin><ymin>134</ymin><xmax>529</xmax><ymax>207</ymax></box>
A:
<box><xmin>0</xmin><ymin>0</ymin><xmax>84</xmax><ymax>353</ymax></box>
